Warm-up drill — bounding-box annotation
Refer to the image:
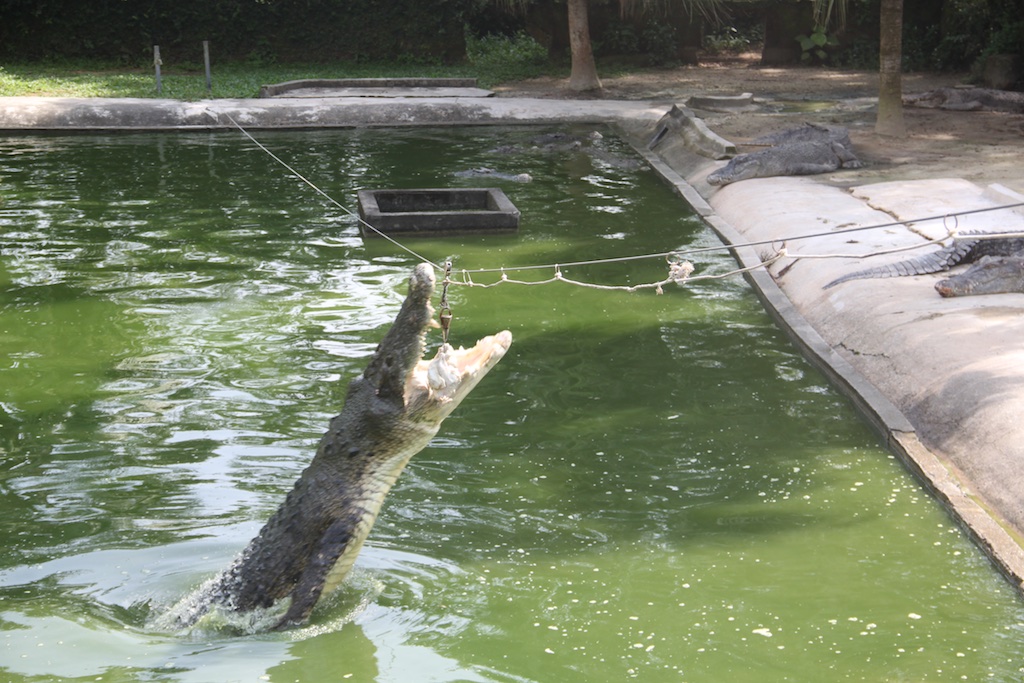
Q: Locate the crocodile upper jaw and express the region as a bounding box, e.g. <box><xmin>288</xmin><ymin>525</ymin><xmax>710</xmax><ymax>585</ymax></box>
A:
<box><xmin>405</xmin><ymin>332</ymin><xmax>512</xmax><ymax>424</ymax></box>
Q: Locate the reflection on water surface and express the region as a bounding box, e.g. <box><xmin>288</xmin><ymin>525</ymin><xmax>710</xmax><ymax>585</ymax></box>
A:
<box><xmin>1</xmin><ymin>127</ymin><xmax>1022</xmax><ymax>682</ymax></box>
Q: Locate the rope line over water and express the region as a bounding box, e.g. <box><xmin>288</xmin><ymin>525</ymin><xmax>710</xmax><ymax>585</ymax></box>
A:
<box><xmin>217</xmin><ymin>111</ymin><xmax>444</xmax><ymax>271</ymax></box>
<box><xmin>217</xmin><ymin>111</ymin><xmax>1024</xmax><ymax>295</ymax></box>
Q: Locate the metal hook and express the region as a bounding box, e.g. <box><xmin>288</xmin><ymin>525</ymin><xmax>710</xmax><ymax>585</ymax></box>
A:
<box><xmin>439</xmin><ymin>261</ymin><xmax>453</xmax><ymax>345</ymax></box>
<box><xmin>943</xmin><ymin>213</ymin><xmax>960</xmax><ymax>239</ymax></box>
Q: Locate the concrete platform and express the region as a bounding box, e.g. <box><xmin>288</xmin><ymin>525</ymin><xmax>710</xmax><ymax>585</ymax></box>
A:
<box><xmin>257</xmin><ymin>77</ymin><xmax>491</xmax><ymax>98</ymax></box>
<box><xmin>1</xmin><ymin>93</ymin><xmax>1023</xmax><ymax>595</ymax></box>
<box><xmin>0</xmin><ymin>96</ymin><xmax>666</xmax><ymax>131</ymax></box>
<box><xmin>265</xmin><ymin>86</ymin><xmax>495</xmax><ymax>98</ymax></box>
<box><xmin>357</xmin><ymin>187</ymin><xmax>520</xmax><ymax>236</ymax></box>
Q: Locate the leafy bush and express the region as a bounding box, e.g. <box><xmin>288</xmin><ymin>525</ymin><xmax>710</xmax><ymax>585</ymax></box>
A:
<box><xmin>0</xmin><ymin>0</ymin><xmax>471</xmax><ymax>64</ymax></box>
<box><xmin>598</xmin><ymin>23</ymin><xmax>640</xmax><ymax>56</ymax></box>
<box><xmin>980</xmin><ymin>20</ymin><xmax>1024</xmax><ymax>59</ymax></box>
<box><xmin>795</xmin><ymin>27</ymin><xmax>840</xmax><ymax>64</ymax></box>
<box><xmin>929</xmin><ymin>0</ymin><xmax>996</xmax><ymax>70</ymax></box>
<box><xmin>640</xmin><ymin>24</ymin><xmax>678</xmax><ymax>66</ymax></box>
<box><xmin>465</xmin><ymin>32</ymin><xmax>550</xmax><ymax>83</ymax></box>
<box><xmin>901</xmin><ymin>25</ymin><xmax>942</xmax><ymax>71</ymax></box>
<box><xmin>831</xmin><ymin>38</ymin><xmax>878</xmax><ymax>69</ymax></box>
<box><xmin>703</xmin><ymin>26</ymin><xmax>755</xmax><ymax>55</ymax></box>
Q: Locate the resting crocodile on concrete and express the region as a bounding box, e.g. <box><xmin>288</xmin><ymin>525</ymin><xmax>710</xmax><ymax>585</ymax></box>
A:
<box><xmin>904</xmin><ymin>87</ymin><xmax>1024</xmax><ymax>113</ymax></box>
<box><xmin>824</xmin><ymin>232</ymin><xmax>1024</xmax><ymax>289</ymax></box>
<box><xmin>161</xmin><ymin>264</ymin><xmax>511</xmax><ymax>631</ymax></box>
<box><xmin>935</xmin><ymin>255</ymin><xmax>1024</xmax><ymax>297</ymax></box>
<box><xmin>706</xmin><ymin>123</ymin><xmax>861</xmax><ymax>186</ymax></box>
<box><xmin>749</xmin><ymin>122</ymin><xmax>855</xmax><ymax>148</ymax></box>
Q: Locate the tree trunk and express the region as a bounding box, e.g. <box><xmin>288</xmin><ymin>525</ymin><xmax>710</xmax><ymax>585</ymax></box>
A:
<box><xmin>567</xmin><ymin>0</ymin><xmax>602</xmax><ymax>92</ymax></box>
<box><xmin>876</xmin><ymin>0</ymin><xmax>906</xmax><ymax>136</ymax></box>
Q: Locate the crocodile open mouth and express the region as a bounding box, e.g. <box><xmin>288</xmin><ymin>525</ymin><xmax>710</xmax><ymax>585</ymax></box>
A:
<box><xmin>406</xmin><ymin>331</ymin><xmax>512</xmax><ymax>421</ymax></box>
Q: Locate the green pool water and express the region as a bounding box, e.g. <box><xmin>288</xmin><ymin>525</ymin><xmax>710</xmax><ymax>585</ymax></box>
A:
<box><xmin>1</xmin><ymin>126</ymin><xmax>1022</xmax><ymax>682</ymax></box>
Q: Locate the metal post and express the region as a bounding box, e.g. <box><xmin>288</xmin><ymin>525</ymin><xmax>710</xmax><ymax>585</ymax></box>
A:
<box><xmin>203</xmin><ymin>41</ymin><xmax>212</xmax><ymax>94</ymax></box>
<box><xmin>153</xmin><ymin>45</ymin><xmax>162</xmax><ymax>94</ymax></box>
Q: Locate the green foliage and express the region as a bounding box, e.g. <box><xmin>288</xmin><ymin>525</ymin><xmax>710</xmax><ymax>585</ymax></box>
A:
<box><xmin>921</xmin><ymin>0</ymin><xmax>1022</xmax><ymax>71</ymax></box>
<box><xmin>640</xmin><ymin>24</ymin><xmax>678</xmax><ymax>66</ymax></box>
<box><xmin>831</xmin><ymin>39</ymin><xmax>878</xmax><ymax>70</ymax></box>
<box><xmin>0</xmin><ymin>60</ymin><xmax>482</xmax><ymax>99</ymax></box>
<box><xmin>596</xmin><ymin>20</ymin><xmax>679</xmax><ymax>65</ymax></box>
<box><xmin>901</xmin><ymin>25</ymin><xmax>943</xmax><ymax>72</ymax></box>
<box><xmin>980</xmin><ymin>20</ymin><xmax>1024</xmax><ymax>59</ymax></box>
<box><xmin>465</xmin><ymin>32</ymin><xmax>550</xmax><ymax>82</ymax></box>
<box><xmin>595</xmin><ymin>19</ymin><xmax>680</xmax><ymax>66</ymax></box>
<box><xmin>929</xmin><ymin>0</ymin><xmax>992</xmax><ymax>70</ymax></box>
<box><xmin>703</xmin><ymin>26</ymin><xmax>756</xmax><ymax>55</ymax></box>
<box><xmin>828</xmin><ymin>0</ymin><xmax>1021</xmax><ymax>73</ymax></box>
<box><xmin>795</xmin><ymin>26</ymin><xmax>840</xmax><ymax>64</ymax></box>
<box><xmin>0</xmin><ymin>0</ymin><xmax>472</xmax><ymax>64</ymax></box>
<box><xmin>598</xmin><ymin>23</ymin><xmax>641</xmax><ymax>56</ymax></box>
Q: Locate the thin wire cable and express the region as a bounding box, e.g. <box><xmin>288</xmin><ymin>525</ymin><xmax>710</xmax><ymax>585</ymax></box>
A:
<box><xmin>452</xmin><ymin>252</ymin><xmax>788</xmax><ymax>293</ymax></box>
<box><xmin>455</xmin><ymin>201</ymin><xmax>1024</xmax><ymax>276</ymax></box>
<box><xmin>217</xmin><ymin>110</ymin><xmax>444</xmax><ymax>272</ymax></box>
<box><xmin>778</xmin><ymin>227</ymin><xmax>958</xmax><ymax>262</ymax></box>
<box><xmin>212</xmin><ymin>109</ymin><xmax>1024</xmax><ymax>291</ymax></box>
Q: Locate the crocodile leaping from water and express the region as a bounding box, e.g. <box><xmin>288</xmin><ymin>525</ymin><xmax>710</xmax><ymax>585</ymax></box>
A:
<box><xmin>824</xmin><ymin>232</ymin><xmax>1024</xmax><ymax>289</ymax></box>
<box><xmin>162</xmin><ymin>264</ymin><xmax>511</xmax><ymax>631</ymax></box>
<box><xmin>706</xmin><ymin>123</ymin><xmax>862</xmax><ymax>186</ymax></box>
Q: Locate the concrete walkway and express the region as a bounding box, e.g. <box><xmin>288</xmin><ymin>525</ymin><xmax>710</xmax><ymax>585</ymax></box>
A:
<box><xmin>2</xmin><ymin>94</ymin><xmax>1022</xmax><ymax>594</ymax></box>
<box><xmin>0</xmin><ymin>95</ymin><xmax>666</xmax><ymax>131</ymax></box>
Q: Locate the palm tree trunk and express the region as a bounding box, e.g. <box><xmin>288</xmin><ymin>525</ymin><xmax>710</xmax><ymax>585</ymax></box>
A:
<box><xmin>567</xmin><ymin>0</ymin><xmax>602</xmax><ymax>92</ymax></box>
<box><xmin>876</xmin><ymin>0</ymin><xmax>906</xmax><ymax>136</ymax></box>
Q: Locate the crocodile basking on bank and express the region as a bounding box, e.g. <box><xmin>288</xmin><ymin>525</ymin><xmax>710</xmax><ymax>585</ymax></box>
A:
<box><xmin>707</xmin><ymin>123</ymin><xmax>862</xmax><ymax>186</ymax></box>
<box><xmin>904</xmin><ymin>87</ymin><xmax>1024</xmax><ymax>113</ymax></box>
<box><xmin>161</xmin><ymin>264</ymin><xmax>511</xmax><ymax>631</ymax></box>
<box><xmin>935</xmin><ymin>255</ymin><xmax>1024</xmax><ymax>297</ymax></box>
<box><xmin>824</xmin><ymin>232</ymin><xmax>1024</xmax><ymax>289</ymax></box>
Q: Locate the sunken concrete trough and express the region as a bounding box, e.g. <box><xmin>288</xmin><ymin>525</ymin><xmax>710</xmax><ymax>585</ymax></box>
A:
<box><xmin>357</xmin><ymin>187</ymin><xmax>520</xmax><ymax>237</ymax></box>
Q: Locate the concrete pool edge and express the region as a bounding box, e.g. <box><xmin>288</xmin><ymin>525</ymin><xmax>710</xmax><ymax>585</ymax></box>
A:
<box><xmin>3</xmin><ymin>94</ymin><xmax>1023</xmax><ymax>596</ymax></box>
<box><xmin>0</xmin><ymin>95</ymin><xmax>670</xmax><ymax>131</ymax></box>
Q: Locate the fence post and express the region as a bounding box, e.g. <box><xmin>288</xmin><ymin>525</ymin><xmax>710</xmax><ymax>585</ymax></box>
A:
<box><xmin>203</xmin><ymin>41</ymin><xmax>212</xmax><ymax>94</ymax></box>
<box><xmin>153</xmin><ymin>45</ymin><xmax>162</xmax><ymax>94</ymax></box>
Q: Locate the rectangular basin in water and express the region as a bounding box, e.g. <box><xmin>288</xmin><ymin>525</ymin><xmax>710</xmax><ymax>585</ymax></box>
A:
<box><xmin>357</xmin><ymin>188</ymin><xmax>520</xmax><ymax>237</ymax></box>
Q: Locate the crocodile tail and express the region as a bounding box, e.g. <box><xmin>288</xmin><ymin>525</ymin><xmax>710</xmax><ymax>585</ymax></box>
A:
<box><xmin>823</xmin><ymin>242</ymin><xmax>971</xmax><ymax>289</ymax></box>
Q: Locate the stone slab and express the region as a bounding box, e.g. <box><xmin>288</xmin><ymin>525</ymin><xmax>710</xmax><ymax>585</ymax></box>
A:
<box><xmin>258</xmin><ymin>77</ymin><xmax>480</xmax><ymax>97</ymax></box>
<box><xmin>0</xmin><ymin>96</ymin><xmax>667</xmax><ymax>131</ymax></box>
<box><xmin>267</xmin><ymin>87</ymin><xmax>495</xmax><ymax>98</ymax></box>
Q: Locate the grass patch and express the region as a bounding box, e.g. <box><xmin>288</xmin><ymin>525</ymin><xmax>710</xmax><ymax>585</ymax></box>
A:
<box><xmin>0</xmin><ymin>61</ymin><xmax>473</xmax><ymax>99</ymax></box>
<box><xmin>0</xmin><ymin>35</ymin><xmax>564</xmax><ymax>99</ymax></box>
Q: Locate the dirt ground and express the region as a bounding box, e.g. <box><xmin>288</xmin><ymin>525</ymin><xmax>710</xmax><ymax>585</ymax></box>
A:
<box><xmin>496</xmin><ymin>53</ymin><xmax>1024</xmax><ymax>194</ymax></box>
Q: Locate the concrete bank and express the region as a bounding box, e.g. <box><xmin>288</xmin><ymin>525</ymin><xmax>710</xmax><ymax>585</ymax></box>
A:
<box><xmin>0</xmin><ymin>95</ymin><xmax>667</xmax><ymax>131</ymax></box>
<box><xmin>3</xmin><ymin>94</ymin><xmax>1023</xmax><ymax>594</ymax></box>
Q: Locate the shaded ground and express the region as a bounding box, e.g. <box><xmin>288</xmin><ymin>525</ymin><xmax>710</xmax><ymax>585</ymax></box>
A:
<box><xmin>497</xmin><ymin>53</ymin><xmax>1024</xmax><ymax>194</ymax></box>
